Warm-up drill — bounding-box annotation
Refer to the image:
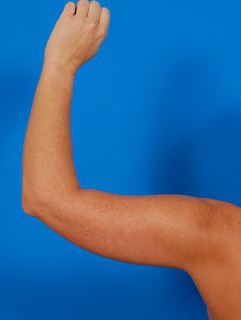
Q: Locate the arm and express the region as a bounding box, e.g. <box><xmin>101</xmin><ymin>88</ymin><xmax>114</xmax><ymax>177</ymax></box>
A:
<box><xmin>22</xmin><ymin>0</ymin><xmax>226</xmax><ymax>271</ymax></box>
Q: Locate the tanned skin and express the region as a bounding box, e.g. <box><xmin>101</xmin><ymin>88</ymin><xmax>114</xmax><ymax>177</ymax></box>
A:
<box><xmin>22</xmin><ymin>1</ymin><xmax>241</xmax><ymax>319</ymax></box>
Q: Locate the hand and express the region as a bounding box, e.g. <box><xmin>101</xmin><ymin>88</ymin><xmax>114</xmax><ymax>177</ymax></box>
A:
<box><xmin>44</xmin><ymin>0</ymin><xmax>110</xmax><ymax>75</ymax></box>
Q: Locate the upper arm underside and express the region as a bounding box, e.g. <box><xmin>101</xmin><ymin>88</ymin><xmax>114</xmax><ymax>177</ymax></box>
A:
<box><xmin>35</xmin><ymin>188</ymin><xmax>221</xmax><ymax>269</ymax></box>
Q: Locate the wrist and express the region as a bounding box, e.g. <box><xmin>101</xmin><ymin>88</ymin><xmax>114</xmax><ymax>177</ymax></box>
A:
<box><xmin>43</xmin><ymin>59</ymin><xmax>78</xmax><ymax>78</ymax></box>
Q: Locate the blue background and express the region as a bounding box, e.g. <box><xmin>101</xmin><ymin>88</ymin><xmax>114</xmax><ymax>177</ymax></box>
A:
<box><xmin>1</xmin><ymin>0</ymin><xmax>241</xmax><ymax>319</ymax></box>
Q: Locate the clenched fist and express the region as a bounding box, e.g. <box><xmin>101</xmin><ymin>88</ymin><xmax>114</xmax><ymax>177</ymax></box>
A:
<box><xmin>44</xmin><ymin>0</ymin><xmax>110</xmax><ymax>75</ymax></box>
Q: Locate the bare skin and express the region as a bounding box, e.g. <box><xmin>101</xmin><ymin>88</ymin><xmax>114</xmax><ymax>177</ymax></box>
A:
<box><xmin>22</xmin><ymin>1</ymin><xmax>241</xmax><ymax>319</ymax></box>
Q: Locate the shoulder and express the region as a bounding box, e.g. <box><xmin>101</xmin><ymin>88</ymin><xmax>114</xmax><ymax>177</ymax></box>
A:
<box><xmin>192</xmin><ymin>199</ymin><xmax>241</xmax><ymax>319</ymax></box>
<box><xmin>204</xmin><ymin>198</ymin><xmax>241</xmax><ymax>244</ymax></box>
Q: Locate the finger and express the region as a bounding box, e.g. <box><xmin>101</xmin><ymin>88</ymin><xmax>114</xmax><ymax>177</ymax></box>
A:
<box><xmin>61</xmin><ymin>1</ymin><xmax>76</xmax><ymax>17</ymax></box>
<box><xmin>99</xmin><ymin>7</ymin><xmax>110</xmax><ymax>30</ymax></box>
<box><xmin>88</xmin><ymin>1</ymin><xmax>102</xmax><ymax>22</ymax></box>
<box><xmin>76</xmin><ymin>0</ymin><xmax>89</xmax><ymax>18</ymax></box>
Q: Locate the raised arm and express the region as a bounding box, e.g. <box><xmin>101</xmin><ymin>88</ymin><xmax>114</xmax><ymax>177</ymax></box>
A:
<box><xmin>22</xmin><ymin>0</ymin><xmax>235</xmax><ymax>275</ymax></box>
<box><xmin>22</xmin><ymin>3</ymin><xmax>241</xmax><ymax>319</ymax></box>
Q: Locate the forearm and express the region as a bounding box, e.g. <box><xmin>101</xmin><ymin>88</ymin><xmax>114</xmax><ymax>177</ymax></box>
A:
<box><xmin>22</xmin><ymin>0</ymin><xmax>110</xmax><ymax>212</ymax></box>
<box><xmin>22</xmin><ymin>62</ymin><xmax>79</xmax><ymax>213</ymax></box>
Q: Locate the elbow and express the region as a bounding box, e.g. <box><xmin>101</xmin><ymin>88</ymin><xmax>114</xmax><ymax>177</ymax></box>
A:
<box><xmin>22</xmin><ymin>188</ymin><xmax>39</xmax><ymax>217</ymax></box>
<box><xmin>22</xmin><ymin>183</ymin><xmax>78</xmax><ymax>218</ymax></box>
<box><xmin>22</xmin><ymin>185</ymin><xmax>49</xmax><ymax>218</ymax></box>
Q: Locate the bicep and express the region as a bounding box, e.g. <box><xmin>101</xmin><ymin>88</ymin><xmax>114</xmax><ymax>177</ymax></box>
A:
<box><xmin>35</xmin><ymin>189</ymin><xmax>214</xmax><ymax>269</ymax></box>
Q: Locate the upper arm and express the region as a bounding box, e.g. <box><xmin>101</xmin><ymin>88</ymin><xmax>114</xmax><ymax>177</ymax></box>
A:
<box><xmin>28</xmin><ymin>188</ymin><xmax>218</xmax><ymax>270</ymax></box>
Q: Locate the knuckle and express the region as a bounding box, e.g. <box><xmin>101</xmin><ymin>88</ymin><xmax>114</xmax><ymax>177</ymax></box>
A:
<box><xmin>65</xmin><ymin>1</ymin><xmax>75</xmax><ymax>7</ymax></box>
<box><xmin>99</xmin><ymin>28</ymin><xmax>107</xmax><ymax>39</ymax></box>
<box><xmin>102</xmin><ymin>7</ymin><xmax>110</xmax><ymax>14</ymax></box>
<box><xmin>87</xmin><ymin>20</ymin><xmax>97</xmax><ymax>29</ymax></box>
<box><xmin>91</xmin><ymin>0</ymin><xmax>99</xmax><ymax>5</ymax></box>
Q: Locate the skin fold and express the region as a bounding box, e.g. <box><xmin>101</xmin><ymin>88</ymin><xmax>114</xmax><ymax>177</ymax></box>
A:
<box><xmin>22</xmin><ymin>1</ymin><xmax>241</xmax><ymax>319</ymax></box>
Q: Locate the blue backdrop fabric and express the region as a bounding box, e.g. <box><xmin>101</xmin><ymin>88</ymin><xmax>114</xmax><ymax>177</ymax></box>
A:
<box><xmin>1</xmin><ymin>0</ymin><xmax>241</xmax><ymax>319</ymax></box>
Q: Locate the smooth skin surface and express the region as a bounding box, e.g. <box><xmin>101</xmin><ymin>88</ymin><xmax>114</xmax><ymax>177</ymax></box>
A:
<box><xmin>22</xmin><ymin>1</ymin><xmax>241</xmax><ymax>319</ymax></box>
